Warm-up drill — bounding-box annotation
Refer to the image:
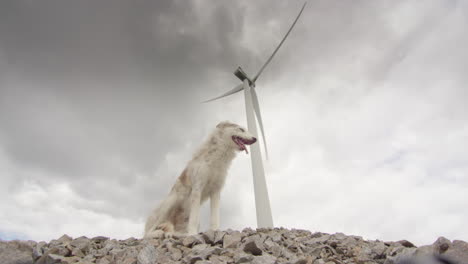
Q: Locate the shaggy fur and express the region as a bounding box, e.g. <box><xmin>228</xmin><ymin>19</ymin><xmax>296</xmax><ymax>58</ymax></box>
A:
<box><xmin>144</xmin><ymin>121</ymin><xmax>257</xmax><ymax>237</ymax></box>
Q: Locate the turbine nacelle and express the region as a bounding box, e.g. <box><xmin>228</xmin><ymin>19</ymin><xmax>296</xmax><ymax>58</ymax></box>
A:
<box><xmin>234</xmin><ymin>66</ymin><xmax>255</xmax><ymax>87</ymax></box>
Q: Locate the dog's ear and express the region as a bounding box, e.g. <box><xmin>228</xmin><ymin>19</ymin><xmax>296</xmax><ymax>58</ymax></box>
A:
<box><xmin>216</xmin><ymin>121</ymin><xmax>236</xmax><ymax>129</ymax></box>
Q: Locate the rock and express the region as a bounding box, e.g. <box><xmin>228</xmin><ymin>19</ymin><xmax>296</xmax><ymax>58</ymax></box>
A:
<box><xmin>333</xmin><ymin>233</ymin><xmax>347</xmax><ymax>241</ymax></box>
<box><xmin>123</xmin><ymin>237</ymin><xmax>139</xmax><ymax>246</ymax></box>
<box><xmin>444</xmin><ymin>240</ymin><xmax>468</xmax><ymax>264</ymax></box>
<box><xmin>97</xmin><ymin>256</ymin><xmax>112</xmax><ymax>264</ymax></box>
<box><xmin>58</xmin><ymin>235</ymin><xmax>73</xmax><ymax>244</ymax></box>
<box><xmin>36</xmin><ymin>253</ymin><xmax>64</xmax><ymax>264</ymax></box>
<box><xmin>432</xmin><ymin>236</ymin><xmax>451</xmax><ymax>254</ymax></box>
<box><xmin>70</xmin><ymin>237</ymin><xmax>90</xmax><ymax>253</ymax></box>
<box><xmin>44</xmin><ymin>246</ymin><xmax>71</xmax><ymax>257</ymax></box>
<box><xmin>198</xmin><ymin>246</ymin><xmax>222</xmax><ymax>259</ymax></box>
<box><xmin>214</xmin><ymin>231</ymin><xmax>226</xmax><ymax>245</ymax></box>
<box><xmin>61</xmin><ymin>256</ymin><xmax>82</xmax><ymax>264</ymax></box>
<box><xmin>243</xmin><ymin>240</ymin><xmax>263</xmax><ymax>256</ymax></box>
<box><xmin>305</xmin><ymin>235</ymin><xmax>331</xmax><ymax>245</ymax></box>
<box><xmin>414</xmin><ymin>245</ymin><xmax>433</xmax><ymax>256</ymax></box>
<box><xmin>168</xmin><ymin>246</ymin><xmax>183</xmax><ymax>261</ymax></box>
<box><xmin>33</xmin><ymin>241</ymin><xmax>47</xmax><ymax>261</ymax></box>
<box><xmin>71</xmin><ymin>247</ymin><xmax>85</xmax><ymax>257</ymax></box>
<box><xmin>223</xmin><ymin>231</ymin><xmax>242</xmax><ymax>249</ymax></box>
<box><xmin>183</xmin><ymin>235</ymin><xmax>205</xmax><ymax>248</ymax></box>
<box><xmin>241</xmin><ymin>228</ymin><xmax>255</xmax><ymax>236</ymax></box>
<box><xmin>92</xmin><ymin>236</ymin><xmax>109</xmax><ymax>244</ymax></box>
<box><xmin>0</xmin><ymin>228</ymin><xmax>466</xmax><ymax>264</ymax></box>
<box><xmin>122</xmin><ymin>257</ymin><xmax>138</xmax><ymax>264</ymax></box>
<box><xmin>192</xmin><ymin>243</ymin><xmax>209</xmax><ymax>252</ymax></box>
<box><xmin>188</xmin><ymin>255</ymin><xmax>203</xmax><ymax>264</ymax></box>
<box><xmin>313</xmin><ymin>259</ymin><xmax>325</xmax><ymax>264</ymax></box>
<box><xmin>252</xmin><ymin>254</ymin><xmax>276</xmax><ymax>264</ymax></box>
<box><xmin>202</xmin><ymin>230</ymin><xmax>216</xmax><ymax>245</ymax></box>
<box><xmin>396</xmin><ymin>240</ymin><xmax>416</xmax><ymax>248</ymax></box>
<box><xmin>0</xmin><ymin>241</ymin><xmax>34</xmax><ymax>264</ymax></box>
<box><xmin>234</xmin><ymin>252</ymin><xmax>253</xmax><ymax>263</ymax></box>
<box><xmin>137</xmin><ymin>245</ymin><xmax>157</xmax><ymax>264</ymax></box>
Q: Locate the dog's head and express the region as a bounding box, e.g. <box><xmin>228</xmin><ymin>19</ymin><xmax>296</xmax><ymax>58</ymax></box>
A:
<box><xmin>216</xmin><ymin>121</ymin><xmax>257</xmax><ymax>154</ymax></box>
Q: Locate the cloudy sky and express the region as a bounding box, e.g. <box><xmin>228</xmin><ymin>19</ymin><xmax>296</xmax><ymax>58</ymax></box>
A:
<box><xmin>1</xmin><ymin>0</ymin><xmax>467</xmax><ymax>245</ymax></box>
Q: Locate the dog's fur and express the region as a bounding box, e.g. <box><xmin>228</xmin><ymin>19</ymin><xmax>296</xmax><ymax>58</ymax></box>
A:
<box><xmin>144</xmin><ymin>121</ymin><xmax>256</xmax><ymax>238</ymax></box>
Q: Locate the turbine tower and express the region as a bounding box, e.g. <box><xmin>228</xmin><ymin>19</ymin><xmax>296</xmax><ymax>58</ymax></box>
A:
<box><xmin>204</xmin><ymin>2</ymin><xmax>307</xmax><ymax>228</ymax></box>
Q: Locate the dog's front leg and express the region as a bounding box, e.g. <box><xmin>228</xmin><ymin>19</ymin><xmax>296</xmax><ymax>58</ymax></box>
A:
<box><xmin>210</xmin><ymin>191</ymin><xmax>220</xmax><ymax>230</ymax></box>
<box><xmin>187</xmin><ymin>190</ymin><xmax>202</xmax><ymax>235</ymax></box>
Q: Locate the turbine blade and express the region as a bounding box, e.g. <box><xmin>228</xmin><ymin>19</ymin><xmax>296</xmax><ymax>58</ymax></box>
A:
<box><xmin>202</xmin><ymin>83</ymin><xmax>244</xmax><ymax>103</ymax></box>
<box><xmin>250</xmin><ymin>87</ymin><xmax>269</xmax><ymax>160</ymax></box>
<box><xmin>252</xmin><ymin>2</ymin><xmax>307</xmax><ymax>83</ymax></box>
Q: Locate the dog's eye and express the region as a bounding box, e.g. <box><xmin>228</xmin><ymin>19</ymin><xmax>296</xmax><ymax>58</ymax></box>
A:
<box><xmin>239</xmin><ymin>128</ymin><xmax>245</xmax><ymax>132</ymax></box>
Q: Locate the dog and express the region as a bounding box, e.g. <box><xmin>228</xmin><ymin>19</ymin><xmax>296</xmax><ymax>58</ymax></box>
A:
<box><xmin>144</xmin><ymin>121</ymin><xmax>257</xmax><ymax>238</ymax></box>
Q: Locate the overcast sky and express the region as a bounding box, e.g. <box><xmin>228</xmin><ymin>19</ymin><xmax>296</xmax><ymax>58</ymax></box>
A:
<box><xmin>0</xmin><ymin>0</ymin><xmax>467</xmax><ymax>246</ymax></box>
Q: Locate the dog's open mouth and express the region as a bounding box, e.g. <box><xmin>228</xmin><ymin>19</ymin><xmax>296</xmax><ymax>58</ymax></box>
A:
<box><xmin>232</xmin><ymin>136</ymin><xmax>256</xmax><ymax>154</ymax></box>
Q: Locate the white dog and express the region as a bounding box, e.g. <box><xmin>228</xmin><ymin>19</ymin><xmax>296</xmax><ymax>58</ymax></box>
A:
<box><xmin>144</xmin><ymin>121</ymin><xmax>257</xmax><ymax>238</ymax></box>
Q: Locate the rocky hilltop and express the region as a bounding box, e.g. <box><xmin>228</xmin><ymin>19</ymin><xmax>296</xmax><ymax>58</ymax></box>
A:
<box><xmin>1</xmin><ymin>228</ymin><xmax>467</xmax><ymax>264</ymax></box>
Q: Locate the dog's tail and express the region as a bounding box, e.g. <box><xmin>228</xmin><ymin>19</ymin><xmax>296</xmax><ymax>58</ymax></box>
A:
<box><xmin>144</xmin><ymin>222</ymin><xmax>175</xmax><ymax>238</ymax></box>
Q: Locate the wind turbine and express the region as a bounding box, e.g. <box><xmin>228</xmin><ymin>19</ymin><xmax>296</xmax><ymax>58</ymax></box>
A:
<box><xmin>204</xmin><ymin>2</ymin><xmax>307</xmax><ymax>228</ymax></box>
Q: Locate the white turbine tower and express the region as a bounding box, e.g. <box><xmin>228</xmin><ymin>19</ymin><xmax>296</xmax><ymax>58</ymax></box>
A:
<box><xmin>204</xmin><ymin>2</ymin><xmax>307</xmax><ymax>228</ymax></box>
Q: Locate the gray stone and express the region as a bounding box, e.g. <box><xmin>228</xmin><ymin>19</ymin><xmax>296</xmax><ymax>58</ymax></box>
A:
<box><xmin>294</xmin><ymin>256</ymin><xmax>316</xmax><ymax>264</ymax></box>
<box><xmin>83</xmin><ymin>253</ymin><xmax>97</xmax><ymax>263</ymax></box>
<box><xmin>252</xmin><ymin>254</ymin><xmax>277</xmax><ymax>264</ymax></box>
<box><xmin>71</xmin><ymin>247</ymin><xmax>85</xmax><ymax>257</ymax></box>
<box><xmin>44</xmin><ymin>246</ymin><xmax>71</xmax><ymax>257</ymax></box>
<box><xmin>371</xmin><ymin>242</ymin><xmax>387</xmax><ymax>257</ymax></box>
<box><xmin>61</xmin><ymin>256</ymin><xmax>81</xmax><ymax>263</ymax></box>
<box><xmin>168</xmin><ymin>246</ymin><xmax>183</xmax><ymax>261</ymax></box>
<box><xmin>97</xmin><ymin>256</ymin><xmax>112</xmax><ymax>264</ymax></box>
<box><xmin>202</xmin><ymin>230</ymin><xmax>216</xmax><ymax>245</ymax></box>
<box><xmin>305</xmin><ymin>235</ymin><xmax>331</xmax><ymax>245</ymax></box>
<box><xmin>313</xmin><ymin>259</ymin><xmax>325</xmax><ymax>264</ymax></box>
<box><xmin>33</xmin><ymin>241</ymin><xmax>47</xmax><ymax>260</ymax></box>
<box><xmin>214</xmin><ymin>231</ymin><xmax>227</xmax><ymax>245</ymax></box>
<box><xmin>137</xmin><ymin>245</ymin><xmax>157</xmax><ymax>264</ymax></box>
<box><xmin>234</xmin><ymin>252</ymin><xmax>253</xmax><ymax>263</ymax></box>
<box><xmin>396</xmin><ymin>240</ymin><xmax>415</xmax><ymax>248</ymax></box>
<box><xmin>183</xmin><ymin>235</ymin><xmax>205</xmax><ymax>248</ymax></box>
<box><xmin>58</xmin><ymin>235</ymin><xmax>73</xmax><ymax>244</ymax></box>
<box><xmin>223</xmin><ymin>231</ymin><xmax>242</xmax><ymax>249</ymax></box>
<box><xmin>70</xmin><ymin>237</ymin><xmax>90</xmax><ymax>252</ymax></box>
<box><xmin>443</xmin><ymin>240</ymin><xmax>468</xmax><ymax>264</ymax></box>
<box><xmin>92</xmin><ymin>236</ymin><xmax>109</xmax><ymax>244</ymax></box>
<box><xmin>0</xmin><ymin>241</ymin><xmax>34</xmax><ymax>264</ymax></box>
<box><xmin>36</xmin><ymin>253</ymin><xmax>64</xmax><ymax>264</ymax></box>
<box><xmin>266</xmin><ymin>243</ymin><xmax>281</xmax><ymax>257</ymax></box>
<box><xmin>210</xmin><ymin>255</ymin><xmax>229</xmax><ymax>264</ymax></box>
<box><xmin>414</xmin><ymin>245</ymin><xmax>434</xmax><ymax>256</ymax></box>
<box><xmin>188</xmin><ymin>255</ymin><xmax>203</xmax><ymax>264</ymax></box>
<box><xmin>199</xmin><ymin>246</ymin><xmax>222</xmax><ymax>259</ymax></box>
<box><xmin>432</xmin><ymin>236</ymin><xmax>451</xmax><ymax>254</ymax></box>
<box><xmin>270</xmin><ymin>232</ymin><xmax>283</xmax><ymax>243</ymax></box>
<box><xmin>122</xmin><ymin>257</ymin><xmax>138</xmax><ymax>264</ymax></box>
<box><xmin>1</xmin><ymin>228</ymin><xmax>467</xmax><ymax>264</ymax></box>
<box><xmin>243</xmin><ymin>240</ymin><xmax>263</xmax><ymax>256</ymax></box>
<box><xmin>192</xmin><ymin>243</ymin><xmax>209</xmax><ymax>252</ymax></box>
<box><xmin>123</xmin><ymin>237</ymin><xmax>139</xmax><ymax>246</ymax></box>
<box><xmin>242</xmin><ymin>228</ymin><xmax>255</xmax><ymax>236</ymax></box>
<box><xmin>333</xmin><ymin>233</ymin><xmax>347</xmax><ymax>241</ymax></box>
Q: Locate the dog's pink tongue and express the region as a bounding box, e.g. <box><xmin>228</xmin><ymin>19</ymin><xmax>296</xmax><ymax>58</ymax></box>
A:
<box><xmin>244</xmin><ymin>147</ymin><xmax>249</xmax><ymax>154</ymax></box>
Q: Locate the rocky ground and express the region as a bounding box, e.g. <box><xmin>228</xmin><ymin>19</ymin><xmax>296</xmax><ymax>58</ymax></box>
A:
<box><xmin>1</xmin><ymin>228</ymin><xmax>467</xmax><ymax>264</ymax></box>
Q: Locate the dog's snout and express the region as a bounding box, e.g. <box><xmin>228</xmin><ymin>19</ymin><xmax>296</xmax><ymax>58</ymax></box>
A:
<box><xmin>252</xmin><ymin>137</ymin><xmax>257</xmax><ymax>143</ymax></box>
